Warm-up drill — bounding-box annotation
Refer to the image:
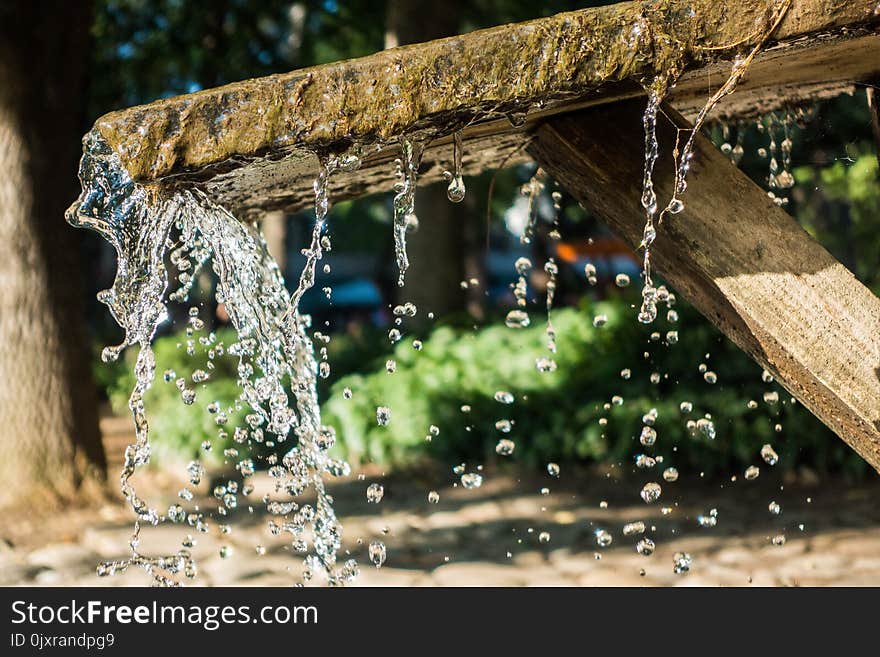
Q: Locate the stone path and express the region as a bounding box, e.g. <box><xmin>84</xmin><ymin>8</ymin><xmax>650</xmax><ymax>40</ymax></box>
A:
<box><xmin>3</xmin><ymin>464</ymin><xmax>880</xmax><ymax>586</ymax></box>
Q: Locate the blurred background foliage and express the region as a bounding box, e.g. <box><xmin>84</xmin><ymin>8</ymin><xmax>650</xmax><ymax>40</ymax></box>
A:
<box><xmin>85</xmin><ymin>0</ymin><xmax>879</xmax><ymax>478</ymax></box>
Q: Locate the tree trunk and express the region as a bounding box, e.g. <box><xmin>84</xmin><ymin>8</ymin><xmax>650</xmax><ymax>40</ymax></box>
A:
<box><xmin>386</xmin><ymin>0</ymin><xmax>478</xmax><ymax>324</ymax></box>
<box><xmin>0</xmin><ymin>1</ymin><xmax>106</xmax><ymax>508</ymax></box>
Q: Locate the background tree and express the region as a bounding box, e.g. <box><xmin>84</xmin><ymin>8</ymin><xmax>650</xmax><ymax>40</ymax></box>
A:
<box><xmin>0</xmin><ymin>0</ymin><xmax>106</xmax><ymax>507</ymax></box>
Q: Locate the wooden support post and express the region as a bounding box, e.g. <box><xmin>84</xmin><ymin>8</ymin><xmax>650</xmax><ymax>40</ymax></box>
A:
<box><xmin>528</xmin><ymin>101</ymin><xmax>880</xmax><ymax>471</ymax></box>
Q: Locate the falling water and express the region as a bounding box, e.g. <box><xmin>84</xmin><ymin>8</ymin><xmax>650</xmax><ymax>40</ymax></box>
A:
<box><xmin>636</xmin><ymin>0</ymin><xmax>792</xmax><ymax>324</ymax></box>
<box><xmin>67</xmin><ymin>131</ymin><xmax>353</xmax><ymax>586</ymax></box>
<box><xmin>392</xmin><ymin>137</ymin><xmax>424</xmax><ymax>287</ymax></box>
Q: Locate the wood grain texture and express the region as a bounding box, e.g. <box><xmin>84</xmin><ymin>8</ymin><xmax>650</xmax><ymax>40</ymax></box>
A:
<box><xmin>528</xmin><ymin>100</ymin><xmax>880</xmax><ymax>471</ymax></box>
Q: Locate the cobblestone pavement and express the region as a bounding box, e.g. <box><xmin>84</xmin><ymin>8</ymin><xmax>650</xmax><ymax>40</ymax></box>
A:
<box><xmin>3</xmin><ymin>460</ymin><xmax>880</xmax><ymax>587</ymax></box>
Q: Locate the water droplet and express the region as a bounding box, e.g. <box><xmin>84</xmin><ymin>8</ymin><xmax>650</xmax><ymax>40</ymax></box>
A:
<box><xmin>539</xmin><ymin>531</ymin><xmax>551</xmax><ymax>544</ymax></box>
<box><xmin>546</xmin><ymin>463</ymin><xmax>560</xmax><ymax>478</ymax></box>
<box><xmin>673</xmin><ymin>551</ymin><xmax>692</xmax><ymax>574</ymax></box>
<box><xmin>427</xmin><ymin>491</ymin><xmax>440</xmax><ymax>504</ymax></box>
<box><xmin>623</xmin><ymin>521</ymin><xmax>646</xmax><ymax>536</ymax></box>
<box><xmin>495</xmin><ymin>439</ymin><xmax>515</xmax><ymax>456</ymax></box>
<box><xmin>366</xmin><ymin>483</ymin><xmax>384</xmax><ymax>503</ymax></box>
<box><xmin>376</xmin><ymin>406</ymin><xmax>391</xmax><ymax>426</ymax></box>
<box><xmin>636</xmin><ymin>538</ymin><xmax>655</xmax><ymax>556</ymax></box>
<box><xmin>615</xmin><ymin>273</ymin><xmax>630</xmax><ymax>287</ymax></box>
<box><xmin>460</xmin><ymin>472</ymin><xmax>483</xmax><ymax>489</ymax></box>
<box><xmin>494</xmin><ymin>390</ymin><xmax>514</xmax><ymax>404</ymax></box>
<box><xmin>369</xmin><ymin>540</ymin><xmax>386</xmax><ymax>568</ymax></box>
<box><xmin>697</xmin><ymin>509</ymin><xmax>718</xmax><ymax>527</ymax></box>
<box><xmin>595</xmin><ymin>529</ymin><xmax>613</xmax><ymax>547</ymax></box>
<box><xmin>662</xmin><ymin>467</ymin><xmax>679</xmax><ymax>482</ymax></box>
<box><xmin>640</xmin><ymin>426</ymin><xmax>657</xmax><ymax>446</ymax></box>
<box><xmin>505</xmin><ymin>309</ymin><xmax>530</xmax><ymax>328</ymax></box>
<box><xmin>495</xmin><ymin>419</ymin><xmax>512</xmax><ymax>433</ymax></box>
<box><xmin>760</xmin><ymin>444</ymin><xmax>778</xmax><ymax>466</ymax></box>
<box><xmin>640</xmin><ymin>482</ymin><xmax>662</xmax><ymax>503</ymax></box>
<box><xmin>768</xmin><ymin>501</ymin><xmax>781</xmax><ymax>515</ymax></box>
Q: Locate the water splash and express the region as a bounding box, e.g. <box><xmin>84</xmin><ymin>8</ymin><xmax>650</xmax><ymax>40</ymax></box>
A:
<box><xmin>67</xmin><ymin>131</ymin><xmax>351</xmax><ymax>586</ymax></box>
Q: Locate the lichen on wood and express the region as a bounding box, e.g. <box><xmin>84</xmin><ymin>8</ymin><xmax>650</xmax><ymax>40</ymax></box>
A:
<box><xmin>80</xmin><ymin>0</ymin><xmax>880</xmax><ymax>217</ymax></box>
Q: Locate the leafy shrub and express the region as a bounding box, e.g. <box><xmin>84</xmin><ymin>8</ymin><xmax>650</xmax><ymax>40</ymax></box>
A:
<box><xmin>100</xmin><ymin>294</ymin><xmax>868</xmax><ymax>477</ymax></box>
<box><xmin>322</xmin><ymin>296</ymin><xmax>867</xmax><ymax>477</ymax></box>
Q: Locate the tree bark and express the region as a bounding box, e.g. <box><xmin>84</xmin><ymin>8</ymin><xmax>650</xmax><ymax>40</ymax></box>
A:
<box><xmin>0</xmin><ymin>1</ymin><xmax>106</xmax><ymax>508</ymax></box>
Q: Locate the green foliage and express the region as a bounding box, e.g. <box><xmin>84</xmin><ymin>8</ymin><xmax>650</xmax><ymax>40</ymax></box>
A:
<box><xmin>795</xmin><ymin>152</ymin><xmax>880</xmax><ymax>292</ymax></box>
<box><xmin>322</xmin><ymin>295</ymin><xmax>867</xmax><ymax>477</ymax></box>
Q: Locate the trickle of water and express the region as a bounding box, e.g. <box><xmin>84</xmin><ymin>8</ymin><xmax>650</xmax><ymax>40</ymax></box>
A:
<box><xmin>519</xmin><ymin>169</ymin><xmax>545</xmax><ymax>245</ymax></box>
<box><xmin>544</xmin><ymin>259</ymin><xmax>558</xmax><ymax>353</ymax></box>
<box><xmin>392</xmin><ymin>137</ymin><xmax>425</xmax><ymax>287</ymax></box>
<box><xmin>442</xmin><ymin>131</ymin><xmax>466</xmax><ymax>203</ymax></box>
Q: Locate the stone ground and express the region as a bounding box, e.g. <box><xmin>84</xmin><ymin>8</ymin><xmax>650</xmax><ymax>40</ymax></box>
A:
<box><xmin>3</xmin><ymin>449</ymin><xmax>880</xmax><ymax>586</ymax></box>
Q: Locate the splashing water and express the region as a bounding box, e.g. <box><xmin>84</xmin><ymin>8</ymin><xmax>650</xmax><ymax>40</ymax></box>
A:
<box><xmin>67</xmin><ymin>131</ymin><xmax>351</xmax><ymax>586</ymax></box>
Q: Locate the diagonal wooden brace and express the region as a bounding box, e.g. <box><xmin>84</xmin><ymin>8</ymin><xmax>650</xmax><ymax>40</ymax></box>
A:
<box><xmin>528</xmin><ymin>101</ymin><xmax>880</xmax><ymax>471</ymax></box>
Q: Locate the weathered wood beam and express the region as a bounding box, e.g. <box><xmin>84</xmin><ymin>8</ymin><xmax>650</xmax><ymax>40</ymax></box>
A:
<box><xmin>80</xmin><ymin>0</ymin><xmax>880</xmax><ymax>219</ymax></box>
<box><xmin>527</xmin><ymin>100</ymin><xmax>880</xmax><ymax>471</ymax></box>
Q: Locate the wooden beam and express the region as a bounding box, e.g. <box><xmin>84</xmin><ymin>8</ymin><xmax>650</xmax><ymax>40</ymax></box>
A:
<box><xmin>527</xmin><ymin>100</ymin><xmax>880</xmax><ymax>471</ymax></box>
<box><xmin>77</xmin><ymin>0</ymin><xmax>880</xmax><ymax>219</ymax></box>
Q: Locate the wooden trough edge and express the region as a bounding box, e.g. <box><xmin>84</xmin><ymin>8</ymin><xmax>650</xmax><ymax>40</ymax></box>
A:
<box><xmin>81</xmin><ymin>0</ymin><xmax>880</xmax><ymax>220</ymax></box>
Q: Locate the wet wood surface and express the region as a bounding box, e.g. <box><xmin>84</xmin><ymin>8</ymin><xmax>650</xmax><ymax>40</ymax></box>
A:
<box><xmin>80</xmin><ymin>0</ymin><xmax>880</xmax><ymax>219</ymax></box>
